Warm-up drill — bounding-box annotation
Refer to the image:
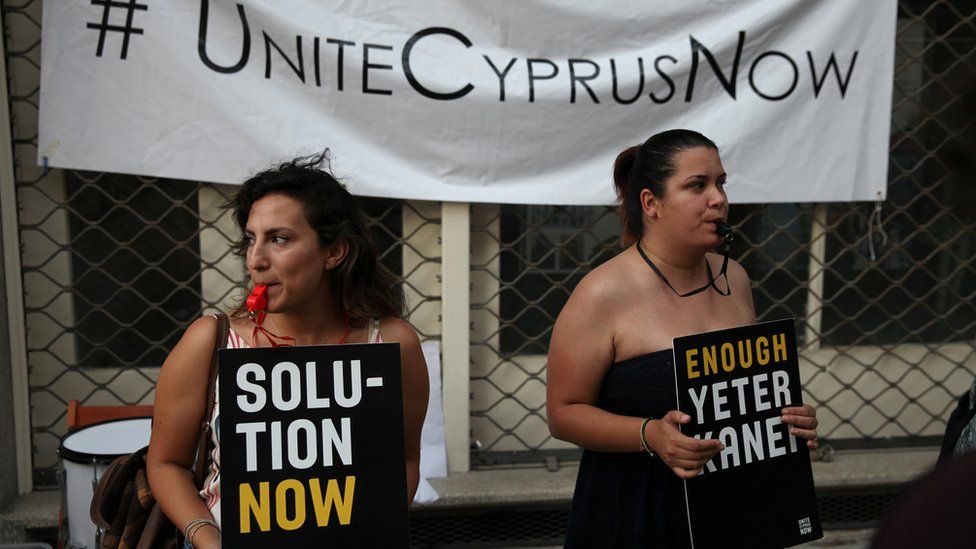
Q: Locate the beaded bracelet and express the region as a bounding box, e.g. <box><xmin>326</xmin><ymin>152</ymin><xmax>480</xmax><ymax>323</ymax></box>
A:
<box><xmin>639</xmin><ymin>417</ymin><xmax>656</xmax><ymax>457</ymax></box>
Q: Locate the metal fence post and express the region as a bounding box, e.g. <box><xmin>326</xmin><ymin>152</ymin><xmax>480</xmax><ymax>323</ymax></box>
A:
<box><xmin>0</xmin><ymin>28</ymin><xmax>33</xmax><ymax>494</ymax></box>
<box><xmin>441</xmin><ymin>202</ymin><xmax>471</xmax><ymax>473</ymax></box>
<box><xmin>804</xmin><ymin>203</ymin><xmax>827</xmax><ymax>351</ymax></box>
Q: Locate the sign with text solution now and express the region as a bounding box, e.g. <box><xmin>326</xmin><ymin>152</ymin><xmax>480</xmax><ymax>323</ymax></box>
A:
<box><xmin>218</xmin><ymin>343</ymin><xmax>408</xmax><ymax>548</ymax></box>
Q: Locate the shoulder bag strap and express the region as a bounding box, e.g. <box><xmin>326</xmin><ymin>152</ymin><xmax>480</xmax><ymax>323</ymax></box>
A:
<box><xmin>192</xmin><ymin>313</ymin><xmax>229</xmax><ymax>488</ymax></box>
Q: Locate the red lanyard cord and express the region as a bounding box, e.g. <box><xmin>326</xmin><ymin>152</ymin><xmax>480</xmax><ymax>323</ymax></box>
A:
<box><xmin>249</xmin><ymin>311</ymin><xmax>351</xmax><ymax>347</ymax></box>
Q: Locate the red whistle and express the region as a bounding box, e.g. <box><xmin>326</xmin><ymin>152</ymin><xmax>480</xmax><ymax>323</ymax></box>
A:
<box><xmin>247</xmin><ymin>285</ymin><xmax>269</xmax><ymax>325</ymax></box>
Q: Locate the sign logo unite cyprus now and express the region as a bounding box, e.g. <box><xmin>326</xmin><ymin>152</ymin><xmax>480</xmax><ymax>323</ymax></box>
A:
<box><xmin>673</xmin><ymin>320</ymin><xmax>822</xmax><ymax>548</ymax></box>
<box><xmin>217</xmin><ymin>343</ymin><xmax>409</xmax><ymax>547</ymax></box>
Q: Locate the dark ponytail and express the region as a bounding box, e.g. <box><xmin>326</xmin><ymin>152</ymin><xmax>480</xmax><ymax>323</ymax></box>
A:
<box><xmin>612</xmin><ymin>146</ymin><xmax>642</xmax><ymax>247</ymax></box>
<box><xmin>614</xmin><ymin>129</ymin><xmax>718</xmax><ymax>245</ymax></box>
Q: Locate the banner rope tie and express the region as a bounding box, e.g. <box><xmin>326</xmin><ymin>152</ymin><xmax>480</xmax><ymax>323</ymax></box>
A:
<box><xmin>867</xmin><ymin>200</ymin><xmax>889</xmax><ymax>262</ymax></box>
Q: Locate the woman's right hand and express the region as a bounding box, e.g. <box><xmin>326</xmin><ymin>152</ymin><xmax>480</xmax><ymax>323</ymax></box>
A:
<box><xmin>645</xmin><ymin>410</ymin><xmax>724</xmax><ymax>479</ymax></box>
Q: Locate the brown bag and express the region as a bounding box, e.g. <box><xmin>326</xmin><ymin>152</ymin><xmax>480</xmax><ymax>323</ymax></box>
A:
<box><xmin>90</xmin><ymin>314</ymin><xmax>230</xmax><ymax>549</ymax></box>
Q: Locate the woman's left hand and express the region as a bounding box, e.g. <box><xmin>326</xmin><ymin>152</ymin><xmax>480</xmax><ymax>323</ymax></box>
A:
<box><xmin>781</xmin><ymin>404</ymin><xmax>819</xmax><ymax>449</ymax></box>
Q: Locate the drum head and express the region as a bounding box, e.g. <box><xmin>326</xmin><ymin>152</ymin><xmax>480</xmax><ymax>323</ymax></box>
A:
<box><xmin>59</xmin><ymin>417</ymin><xmax>152</xmax><ymax>463</ymax></box>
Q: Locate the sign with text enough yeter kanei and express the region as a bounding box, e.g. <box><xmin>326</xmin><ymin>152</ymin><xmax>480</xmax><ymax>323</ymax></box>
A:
<box><xmin>673</xmin><ymin>319</ymin><xmax>822</xmax><ymax>548</ymax></box>
<box><xmin>218</xmin><ymin>343</ymin><xmax>408</xmax><ymax>548</ymax></box>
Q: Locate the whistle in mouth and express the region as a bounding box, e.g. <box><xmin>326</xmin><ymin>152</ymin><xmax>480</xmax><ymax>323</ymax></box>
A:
<box><xmin>714</xmin><ymin>221</ymin><xmax>735</xmax><ymax>242</ymax></box>
<box><xmin>246</xmin><ymin>285</ymin><xmax>269</xmax><ymax>324</ymax></box>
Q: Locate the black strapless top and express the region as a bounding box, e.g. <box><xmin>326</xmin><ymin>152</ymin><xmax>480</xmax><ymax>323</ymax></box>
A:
<box><xmin>564</xmin><ymin>350</ymin><xmax>692</xmax><ymax>549</ymax></box>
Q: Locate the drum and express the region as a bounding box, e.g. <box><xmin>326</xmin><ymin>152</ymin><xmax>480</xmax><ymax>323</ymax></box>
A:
<box><xmin>59</xmin><ymin>417</ymin><xmax>152</xmax><ymax>549</ymax></box>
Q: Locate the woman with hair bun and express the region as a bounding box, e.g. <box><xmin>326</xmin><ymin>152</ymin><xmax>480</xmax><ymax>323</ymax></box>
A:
<box><xmin>546</xmin><ymin>130</ymin><xmax>818</xmax><ymax>547</ymax></box>
<box><xmin>147</xmin><ymin>151</ymin><xmax>429</xmax><ymax>549</ymax></box>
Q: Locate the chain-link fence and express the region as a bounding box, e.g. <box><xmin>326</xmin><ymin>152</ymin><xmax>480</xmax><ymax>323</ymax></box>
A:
<box><xmin>3</xmin><ymin>0</ymin><xmax>975</xmax><ymax>481</ymax></box>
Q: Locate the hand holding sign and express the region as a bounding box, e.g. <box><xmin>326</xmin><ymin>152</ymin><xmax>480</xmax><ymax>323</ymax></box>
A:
<box><xmin>781</xmin><ymin>404</ymin><xmax>819</xmax><ymax>449</ymax></box>
<box><xmin>646</xmin><ymin>410</ymin><xmax>724</xmax><ymax>479</ymax></box>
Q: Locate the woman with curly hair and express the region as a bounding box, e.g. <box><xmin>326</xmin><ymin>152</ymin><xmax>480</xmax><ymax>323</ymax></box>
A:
<box><xmin>147</xmin><ymin>152</ymin><xmax>429</xmax><ymax>548</ymax></box>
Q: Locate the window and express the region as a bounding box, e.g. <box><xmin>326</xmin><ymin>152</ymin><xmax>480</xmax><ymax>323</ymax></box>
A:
<box><xmin>67</xmin><ymin>172</ymin><xmax>202</xmax><ymax>368</ymax></box>
<box><xmin>498</xmin><ymin>205</ymin><xmax>619</xmax><ymax>355</ymax></box>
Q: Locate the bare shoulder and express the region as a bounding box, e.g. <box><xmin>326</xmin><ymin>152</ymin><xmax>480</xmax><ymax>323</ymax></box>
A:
<box><xmin>155</xmin><ymin>315</ymin><xmax>221</xmax><ymax>401</ymax></box>
<box><xmin>568</xmin><ymin>252</ymin><xmax>632</xmax><ymax>307</ymax></box>
<box><xmin>378</xmin><ymin>317</ymin><xmax>421</xmax><ymax>347</ymax></box>
<box><xmin>177</xmin><ymin>315</ymin><xmax>221</xmax><ymax>357</ymax></box>
<box><xmin>378</xmin><ymin>318</ymin><xmax>428</xmax><ymax>404</ymax></box>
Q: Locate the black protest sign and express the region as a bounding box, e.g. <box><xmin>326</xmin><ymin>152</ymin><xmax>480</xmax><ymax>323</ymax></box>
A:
<box><xmin>673</xmin><ymin>319</ymin><xmax>822</xmax><ymax>548</ymax></box>
<box><xmin>218</xmin><ymin>343</ymin><xmax>408</xmax><ymax>548</ymax></box>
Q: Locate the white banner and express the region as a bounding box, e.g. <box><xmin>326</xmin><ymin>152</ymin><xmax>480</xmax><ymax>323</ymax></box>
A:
<box><xmin>39</xmin><ymin>1</ymin><xmax>896</xmax><ymax>204</ymax></box>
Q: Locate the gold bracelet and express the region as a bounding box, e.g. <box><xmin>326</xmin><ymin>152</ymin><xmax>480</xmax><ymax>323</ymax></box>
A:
<box><xmin>639</xmin><ymin>417</ymin><xmax>656</xmax><ymax>457</ymax></box>
<box><xmin>184</xmin><ymin>518</ymin><xmax>219</xmax><ymax>545</ymax></box>
<box><xmin>186</xmin><ymin>521</ymin><xmax>218</xmax><ymax>546</ymax></box>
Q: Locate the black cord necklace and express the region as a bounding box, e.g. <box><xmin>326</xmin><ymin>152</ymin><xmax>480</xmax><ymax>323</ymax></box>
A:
<box><xmin>636</xmin><ymin>236</ymin><xmax>733</xmax><ymax>297</ymax></box>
